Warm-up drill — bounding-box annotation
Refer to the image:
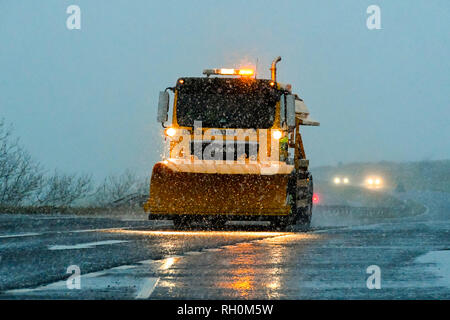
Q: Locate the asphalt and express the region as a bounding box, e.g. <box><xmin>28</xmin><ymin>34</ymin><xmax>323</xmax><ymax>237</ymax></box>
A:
<box><xmin>0</xmin><ymin>191</ymin><xmax>449</xmax><ymax>299</ymax></box>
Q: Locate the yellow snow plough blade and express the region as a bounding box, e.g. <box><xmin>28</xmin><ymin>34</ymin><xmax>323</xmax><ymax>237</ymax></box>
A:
<box><xmin>144</xmin><ymin>161</ymin><xmax>292</xmax><ymax>217</ymax></box>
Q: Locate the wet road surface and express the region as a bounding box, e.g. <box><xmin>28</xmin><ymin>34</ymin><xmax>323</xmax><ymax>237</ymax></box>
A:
<box><xmin>0</xmin><ymin>191</ymin><xmax>449</xmax><ymax>299</ymax></box>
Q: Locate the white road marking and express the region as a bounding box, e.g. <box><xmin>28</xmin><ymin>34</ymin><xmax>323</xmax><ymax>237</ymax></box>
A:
<box><xmin>0</xmin><ymin>233</ymin><xmax>41</xmax><ymax>239</ymax></box>
<box><xmin>6</xmin><ymin>264</ymin><xmax>159</xmax><ymax>299</ymax></box>
<box><xmin>135</xmin><ymin>278</ymin><xmax>160</xmax><ymax>299</ymax></box>
<box><xmin>71</xmin><ymin>227</ymin><xmax>131</xmax><ymax>233</ymax></box>
<box><xmin>82</xmin><ymin>271</ymin><xmax>107</xmax><ymax>278</ymax></box>
<box><xmin>138</xmin><ymin>259</ymin><xmax>156</xmax><ymax>265</ymax></box>
<box><xmin>110</xmin><ymin>265</ymin><xmax>136</xmax><ymax>271</ymax></box>
<box><xmin>48</xmin><ymin>240</ymin><xmax>129</xmax><ymax>250</ymax></box>
<box><xmin>6</xmin><ymin>288</ymin><xmax>34</xmax><ymax>294</ymax></box>
<box><xmin>184</xmin><ymin>251</ymin><xmax>202</xmax><ymax>255</ymax></box>
<box><xmin>0</xmin><ymin>226</ymin><xmax>135</xmax><ymax>239</ymax></box>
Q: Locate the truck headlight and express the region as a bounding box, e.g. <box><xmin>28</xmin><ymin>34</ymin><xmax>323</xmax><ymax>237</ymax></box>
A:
<box><xmin>165</xmin><ymin>127</ymin><xmax>177</xmax><ymax>137</ymax></box>
<box><xmin>272</xmin><ymin>130</ymin><xmax>283</xmax><ymax>140</ymax></box>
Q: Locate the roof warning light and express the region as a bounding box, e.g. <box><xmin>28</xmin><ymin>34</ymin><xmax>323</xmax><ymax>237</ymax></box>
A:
<box><xmin>203</xmin><ymin>68</ymin><xmax>254</xmax><ymax>77</ymax></box>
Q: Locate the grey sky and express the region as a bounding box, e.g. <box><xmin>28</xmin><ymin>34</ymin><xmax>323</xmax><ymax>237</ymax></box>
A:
<box><xmin>1</xmin><ymin>0</ymin><xmax>449</xmax><ymax>180</ymax></box>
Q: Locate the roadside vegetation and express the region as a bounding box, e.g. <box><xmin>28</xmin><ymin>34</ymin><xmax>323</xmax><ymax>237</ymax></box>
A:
<box><xmin>0</xmin><ymin>119</ymin><xmax>148</xmax><ymax>214</ymax></box>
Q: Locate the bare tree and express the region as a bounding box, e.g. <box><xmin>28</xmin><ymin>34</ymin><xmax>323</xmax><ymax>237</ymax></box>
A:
<box><xmin>94</xmin><ymin>170</ymin><xmax>148</xmax><ymax>206</ymax></box>
<box><xmin>0</xmin><ymin>120</ymin><xmax>43</xmax><ymax>206</ymax></box>
<box><xmin>0</xmin><ymin>119</ymin><xmax>149</xmax><ymax>209</ymax></box>
<box><xmin>34</xmin><ymin>171</ymin><xmax>93</xmax><ymax>207</ymax></box>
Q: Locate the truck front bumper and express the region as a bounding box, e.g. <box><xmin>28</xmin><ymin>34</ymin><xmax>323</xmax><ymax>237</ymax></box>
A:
<box><xmin>144</xmin><ymin>160</ymin><xmax>293</xmax><ymax>218</ymax></box>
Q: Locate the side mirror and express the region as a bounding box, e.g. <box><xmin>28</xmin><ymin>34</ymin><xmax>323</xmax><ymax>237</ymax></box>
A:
<box><xmin>286</xmin><ymin>94</ymin><xmax>296</xmax><ymax>129</ymax></box>
<box><xmin>157</xmin><ymin>91</ymin><xmax>169</xmax><ymax>123</ymax></box>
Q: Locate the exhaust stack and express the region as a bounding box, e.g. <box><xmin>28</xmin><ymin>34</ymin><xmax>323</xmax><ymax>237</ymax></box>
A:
<box><xmin>270</xmin><ymin>56</ymin><xmax>282</xmax><ymax>82</ymax></box>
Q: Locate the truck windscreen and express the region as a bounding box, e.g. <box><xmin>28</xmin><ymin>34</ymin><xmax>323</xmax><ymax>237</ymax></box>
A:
<box><xmin>176</xmin><ymin>78</ymin><xmax>279</xmax><ymax>129</ymax></box>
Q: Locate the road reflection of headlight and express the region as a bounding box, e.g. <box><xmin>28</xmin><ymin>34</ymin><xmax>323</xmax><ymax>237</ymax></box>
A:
<box><xmin>160</xmin><ymin>257</ymin><xmax>177</xmax><ymax>270</ymax></box>
<box><xmin>217</xmin><ymin>233</ymin><xmax>319</xmax><ymax>298</ymax></box>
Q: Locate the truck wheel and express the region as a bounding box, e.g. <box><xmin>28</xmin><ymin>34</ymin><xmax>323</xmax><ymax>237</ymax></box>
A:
<box><xmin>293</xmin><ymin>172</ymin><xmax>313</xmax><ymax>229</ymax></box>
<box><xmin>296</xmin><ymin>202</ymin><xmax>312</xmax><ymax>227</ymax></box>
<box><xmin>210</xmin><ymin>217</ymin><xmax>227</xmax><ymax>229</ymax></box>
<box><xmin>173</xmin><ymin>216</ymin><xmax>191</xmax><ymax>229</ymax></box>
<box><xmin>270</xmin><ymin>216</ymin><xmax>291</xmax><ymax>231</ymax></box>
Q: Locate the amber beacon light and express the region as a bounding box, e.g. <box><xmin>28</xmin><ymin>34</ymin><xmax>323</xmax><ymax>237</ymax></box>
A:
<box><xmin>203</xmin><ymin>68</ymin><xmax>254</xmax><ymax>77</ymax></box>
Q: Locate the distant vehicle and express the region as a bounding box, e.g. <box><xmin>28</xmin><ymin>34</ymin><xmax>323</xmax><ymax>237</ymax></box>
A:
<box><xmin>365</xmin><ymin>176</ymin><xmax>383</xmax><ymax>189</ymax></box>
<box><xmin>143</xmin><ymin>57</ymin><xmax>320</xmax><ymax>229</ymax></box>
<box><xmin>333</xmin><ymin>176</ymin><xmax>349</xmax><ymax>185</ymax></box>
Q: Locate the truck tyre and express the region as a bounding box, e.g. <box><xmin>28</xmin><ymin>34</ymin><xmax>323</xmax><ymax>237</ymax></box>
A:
<box><xmin>209</xmin><ymin>217</ymin><xmax>227</xmax><ymax>229</ymax></box>
<box><xmin>173</xmin><ymin>216</ymin><xmax>191</xmax><ymax>229</ymax></box>
<box><xmin>270</xmin><ymin>216</ymin><xmax>291</xmax><ymax>231</ymax></box>
<box><xmin>296</xmin><ymin>199</ymin><xmax>312</xmax><ymax>227</ymax></box>
<box><xmin>292</xmin><ymin>171</ymin><xmax>313</xmax><ymax>229</ymax></box>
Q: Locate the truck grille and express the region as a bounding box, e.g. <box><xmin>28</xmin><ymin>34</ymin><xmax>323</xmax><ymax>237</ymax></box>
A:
<box><xmin>190</xmin><ymin>141</ymin><xmax>259</xmax><ymax>161</ymax></box>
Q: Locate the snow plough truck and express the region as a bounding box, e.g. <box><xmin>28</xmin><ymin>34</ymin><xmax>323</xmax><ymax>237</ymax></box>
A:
<box><xmin>143</xmin><ymin>57</ymin><xmax>320</xmax><ymax>229</ymax></box>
